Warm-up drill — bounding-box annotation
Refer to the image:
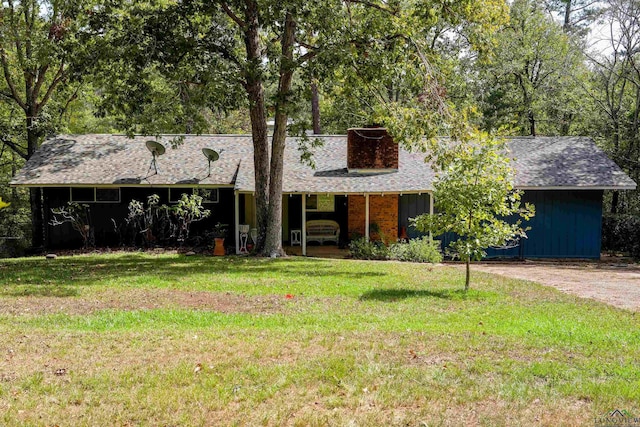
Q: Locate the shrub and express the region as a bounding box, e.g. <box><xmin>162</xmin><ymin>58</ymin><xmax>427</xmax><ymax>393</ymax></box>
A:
<box><xmin>349</xmin><ymin>237</ymin><xmax>390</xmax><ymax>260</ymax></box>
<box><xmin>125</xmin><ymin>194</ymin><xmax>168</xmax><ymax>246</ymax></box>
<box><xmin>602</xmin><ymin>214</ymin><xmax>640</xmax><ymax>259</ymax></box>
<box><xmin>350</xmin><ymin>236</ymin><xmax>442</xmax><ymax>263</ymax></box>
<box><xmin>170</xmin><ymin>193</ymin><xmax>211</xmax><ymax>243</ymax></box>
<box><xmin>389</xmin><ymin>237</ymin><xmax>443</xmax><ymax>263</ymax></box>
<box><xmin>50</xmin><ymin>202</ymin><xmax>94</xmax><ymax>248</ymax></box>
<box><xmin>124</xmin><ymin>193</ymin><xmax>211</xmax><ymax>247</ymax></box>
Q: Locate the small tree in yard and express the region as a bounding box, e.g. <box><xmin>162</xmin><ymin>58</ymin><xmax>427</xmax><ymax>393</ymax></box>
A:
<box><xmin>413</xmin><ymin>131</ymin><xmax>535</xmax><ymax>291</ymax></box>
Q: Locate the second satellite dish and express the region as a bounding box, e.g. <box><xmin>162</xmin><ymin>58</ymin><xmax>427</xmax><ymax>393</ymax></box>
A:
<box><xmin>146</xmin><ymin>140</ymin><xmax>166</xmax><ymax>156</ymax></box>
<box><xmin>146</xmin><ymin>140</ymin><xmax>166</xmax><ymax>174</ymax></box>
<box><xmin>202</xmin><ymin>148</ymin><xmax>220</xmax><ymax>177</ymax></box>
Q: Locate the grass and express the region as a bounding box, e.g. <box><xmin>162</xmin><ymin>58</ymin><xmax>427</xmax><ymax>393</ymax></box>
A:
<box><xmin>0</xmin><ymin>253</ymin><xmax>638</xmax><ymax>426</ymax></box>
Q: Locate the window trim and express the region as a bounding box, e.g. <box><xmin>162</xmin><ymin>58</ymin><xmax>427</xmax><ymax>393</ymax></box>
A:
<box><xmin>69</xmin><ymin>187</ymin><xmax>122</xmax><ymax>203</ymax></box>
<box><xmin>169</xmin><ymin>188</ymin><xmax>220</xmax><ymax>204</ymax></box>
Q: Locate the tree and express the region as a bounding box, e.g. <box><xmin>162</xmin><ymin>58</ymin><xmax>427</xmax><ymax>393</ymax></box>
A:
<box><xmin>93</xmin><ymin>0</ymin><xmax>508</xmax><ymax>257</ymax></box>
<box><xmin>579</xmin><ymin>0</ymin><xmax>640</xmax><ymax>214</ymax></box>
<box><xmin>413</xmin><ymin>131</ymin><xmax>534</xmax><ymax>291</ymax></box>
<box><xmin>475</xmin><ymin>0</ymin><xmax>586</xmax><ymax>136</ymax></box>
<box><xmin>0</xmin><ymin>0</ymin><xmax>105</xmax><ymax>248</ymax></box>
<box><xmin>544</xmin><ymin>0</ymin><xmax>603</xmax><ymax>35</ymax></box>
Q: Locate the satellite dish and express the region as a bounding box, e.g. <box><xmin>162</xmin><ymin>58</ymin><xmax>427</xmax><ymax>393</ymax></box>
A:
<box><xmin>146</xmin><ymin>140</ymin><xmax>166</xmax><ymax>156</ymax></box>
<box><xmin>145</xmin><ymin>140</ymin><xmax>165</xmax><ymax>175</ymax></box>
<box><xmin>202</xmin><ymin>148</ymin><xmax>220</xmax><ymax>177</ymax></box>
<box><xmin>202</xmin><ymin>148</ymin><xmax>219</xmax><ymax>162</ymax></box>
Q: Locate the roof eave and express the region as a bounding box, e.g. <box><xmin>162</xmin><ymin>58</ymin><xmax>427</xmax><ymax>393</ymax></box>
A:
<box><xmin>10</xmin><ymin>183</ymin><xmax>237</xmax><ymax>188</ymax></box>
<box><xmin>517</xmin><ymin>185</ymin><xmax>637</xmax><ymax>191</ymax></box>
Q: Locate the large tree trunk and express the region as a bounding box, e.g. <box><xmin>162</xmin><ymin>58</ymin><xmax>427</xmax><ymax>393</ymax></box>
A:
<box><xmin>610</xmin><ymin>191</ymin><xmax>619</xmax><ymax>214</ymax></box>
<box><xmin>563</xmin><ymin>0</ymin><xmax>572</xmax><ymax>31</ymax></box>
<box><xmin>243</xmin><ymin>0</ymin><xmax>270</xmax><ymax>253</ymax></box>
<box><xmin>263</xmin><ymin>10</ymin><xmax>296</xmax><ymax>257</ymax></box>
<box><xmin>528</xmin><ymin>110</ymin><xmax>536</xmax><ymax>137</ymax></box>
<box><xmin>27</xmin><ymin>121</ymin><xmax>44</xmax><ymax>249</ymax></box>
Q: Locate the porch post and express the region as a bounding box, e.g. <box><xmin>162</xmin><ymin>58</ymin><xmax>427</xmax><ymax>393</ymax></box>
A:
<box><xmin>302</xmin><ymin>194</ymin><xmax>307</xmax><ymax>256</ymax></box>
<box><xmin>365</xmin><ymin>193</ymin><xmax>370</xmax><ymax>241</ymax></box>
<box><xmin>429</xmin><ymin>191</ymin><xmax>434</xmax><ymax>240</ymax></box>
<box><xmin>253</xmin><ymin>193</ymin><xmax>257</xmax><ymax>227</ymax></box>
<box><xmin>234</xmin><ymin>190</ymin><xmax>240</xmax><ymax>254</ymax></box>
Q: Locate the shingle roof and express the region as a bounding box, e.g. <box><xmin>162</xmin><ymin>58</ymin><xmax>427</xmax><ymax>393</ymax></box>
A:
<box><xmin>510</xmin><ymin>136</ymin><xmax>636</xmax><ymax>189</ymax></box>
<box><xmin>10</xmin><ymin>134</ymin><xmax>636</xmax><ymax>192</ymax></box>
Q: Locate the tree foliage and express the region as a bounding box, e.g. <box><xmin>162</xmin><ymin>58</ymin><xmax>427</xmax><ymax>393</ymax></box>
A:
<box><xmin>580</xmin><ymin>0</ymin><xmax>640</xmax><ymax>214</ymax></box>
<box><xmin>413</xmin><ymin>131</ymin><xmax>534</xmax><ymax>290</ymax></box>
<box><xmin>0</xmin><ymin>0</ymin><xmax>111</xmax><ymax>247</ymax></box>
<box><xmin>474</xmin><ymin>0</ymin><xmax>587</xmax><ymax>136</ymax></box>
<box><xmin>544</xmin><ymin>0</ymin><xmax>604</xmax><ymax>35</ymax></box>
<box><xmin>87</xmin><ymin>0</ymin><xmax>509</xmax><ymax>257</ymax></box>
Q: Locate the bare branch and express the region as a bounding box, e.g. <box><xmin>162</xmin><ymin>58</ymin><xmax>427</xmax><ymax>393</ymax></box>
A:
<box><xmin>32</xmin><ymin>63</ymin><xmax>50</xmax><ymax>102</ymax></box>
<box><xmin>0</xmin><ymin>48</ymin><xmax>27</xmax><ymax>111</ymax></box>
<box><xmin>36</xmin><ymin>62</ymin><xmax>66</xmax><ymax>113</ymax></box>
<box><xmin>297</xmin><ymin>50</ymin><xmax>317</xmax><ymax>65</ymax></box>
<box><xmin>0</xmin><ymin>136</ymin><xmax>28</xmax><ymax>159</ymax></box>
<box><xmin>296</xmin><ymin>39</ymin><xmax>319</xmax><ymax>51</ymax></box>
<box><xmin>220</xmin><ymin>2</ymin><xmax>246</xmax><ymax>27</ymax></box>
<box><xmin>59</xmin><ymin>83</ymin><xmax>83</xmax><ymax>121</ymax></box>
<box><xmin>6</xmin><ymin>0</ymin><xmax>25</xmax><ymax>69</ymax></box>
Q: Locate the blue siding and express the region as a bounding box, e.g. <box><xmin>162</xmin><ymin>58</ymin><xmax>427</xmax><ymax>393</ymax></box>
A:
<box><xmin>513</xmin><ymin>190</ymin><xmax>603</xmax><ymax>259</ymax></box>
<box><xmin>398</xmin><ymin>194</ymin><xmax>431</xmax><ymax>238</ymax></box>
<box><xmin>399</xmin><ymin>190</ymin><xmax>603</xmax><ymax>259</ymax></box>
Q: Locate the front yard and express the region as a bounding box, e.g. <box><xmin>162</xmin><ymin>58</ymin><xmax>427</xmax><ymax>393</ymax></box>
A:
<box><xmin>0</xmin><ymin>253</ymin><xmax>638</xmax><ymax>425</ymax></box>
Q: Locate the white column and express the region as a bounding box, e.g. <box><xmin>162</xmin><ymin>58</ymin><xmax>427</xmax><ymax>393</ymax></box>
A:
<box><xmin>234</xmin><ymin>191</ymin><xmax>240</xmax><ymax>254</ymax></box>
<box><xmin>429</xmin><ymin>191</ymin><xmax>434</xmax><ymax>240</ymax></box>
<box><xmin>302</xmin><ymin>194</ymin><xmax>307</xmax><ymax>256</ymax></box>
<box><xmin>365</xmin><ymin>193</ymin><xmax>370</xmax><ymax>241</ymax></box>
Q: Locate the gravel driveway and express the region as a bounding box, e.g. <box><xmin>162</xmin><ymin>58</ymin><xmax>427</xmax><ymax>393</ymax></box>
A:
<box><xmin>471</xmin><ymin>261</ymin><xmax>640</xmax><ymax>311</ymax></box>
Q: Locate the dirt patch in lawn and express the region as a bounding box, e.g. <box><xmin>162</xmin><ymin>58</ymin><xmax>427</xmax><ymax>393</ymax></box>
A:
<box><xmin>0</xmin><ymin>289</ymin><xmax>291</xmax><ymax>316</ymax></box>
<box><xmin>471</xmin><ymin>261</ymin><xmax>640</xmax><ymax>311</ymax></box>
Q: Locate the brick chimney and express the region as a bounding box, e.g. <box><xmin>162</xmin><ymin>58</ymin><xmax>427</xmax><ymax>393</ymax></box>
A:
<box><xmin>347</xmin><ymin>127</ymin><xmax>398</xmax><ymax>171</ymax></box>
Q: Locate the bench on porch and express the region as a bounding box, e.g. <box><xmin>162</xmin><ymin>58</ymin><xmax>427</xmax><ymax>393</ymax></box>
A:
<box><xmin>306</xmin><ymin>220</ymin><xmax>340</xmax><ymax>245</ymax></box>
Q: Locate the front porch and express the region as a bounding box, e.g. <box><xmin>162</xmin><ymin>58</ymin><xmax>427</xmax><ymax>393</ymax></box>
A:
<box><xmin>234</xmin><ymin>191</ymin><xmax>433</xmax><ymax>255</ymax></box>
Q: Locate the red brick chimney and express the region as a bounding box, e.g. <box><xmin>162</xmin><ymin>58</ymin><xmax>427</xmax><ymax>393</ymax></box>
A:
<box><xmin>347</xmin><ymin>127</ymin><xmax>398</xmax><ymax>171</ymax></box>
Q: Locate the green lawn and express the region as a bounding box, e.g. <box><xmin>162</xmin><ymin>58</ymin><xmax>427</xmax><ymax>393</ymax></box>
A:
<box><xmin>0</xmin><ymin>253</ymin><xmax>638</xmax><ymax>426</ymax></box>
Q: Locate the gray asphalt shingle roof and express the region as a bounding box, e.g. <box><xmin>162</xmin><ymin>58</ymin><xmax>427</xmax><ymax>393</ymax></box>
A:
<box><xmin>509</xmin><ymin>137</ymin><xmax>635</xmax><ymax>189</ymax></box>
<box><xmin>10</xmin><ymin>134</ymin><xmax>636</xmax><ymax>192</ymax></box>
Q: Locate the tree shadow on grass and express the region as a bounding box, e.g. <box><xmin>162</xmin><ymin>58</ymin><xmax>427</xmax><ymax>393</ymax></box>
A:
<box><xmin>0</xmin><ymin>254</ymin><xmax>387</xmax><ymax>291</ymax></box>
<box><xmin>359</xmin><ymin>288</ymin><xmax>469</xmax><ymax>302</ymax></box>
<box><xmin>1</xmin><ymin>285</ymin><xmax>79</xmax><ymax>297</ymax></box>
